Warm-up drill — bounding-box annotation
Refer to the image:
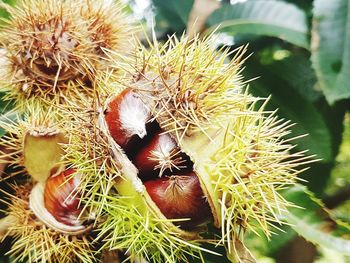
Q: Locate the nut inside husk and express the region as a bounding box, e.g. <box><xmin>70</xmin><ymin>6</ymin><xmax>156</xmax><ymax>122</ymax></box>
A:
<box><xmin>30</xmin><ymin>182</ymin><xmax>88</xmax><ymax>235</ymax></box>
<box><xmin>98</xmin><ymin>35</ymin><xmax>312</xmax><ymax>255</ymax></box>
<box><xmin>2</xmin><ymin>183</ymin><xmax>95</xmax><ymax>262</ymax></box>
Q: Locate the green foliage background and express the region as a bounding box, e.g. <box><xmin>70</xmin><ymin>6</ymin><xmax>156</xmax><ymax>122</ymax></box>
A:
<box><xmin>0</xmin><ymin>0</ymin><xmax>350</xmax><ymax>262</ymax></box>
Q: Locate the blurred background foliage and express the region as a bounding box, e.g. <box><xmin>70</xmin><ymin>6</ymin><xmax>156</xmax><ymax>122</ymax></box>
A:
<box><xmin>0</xmin><ymin>0</ymin><xmax>350</xmax><ymax>262</ymax></box>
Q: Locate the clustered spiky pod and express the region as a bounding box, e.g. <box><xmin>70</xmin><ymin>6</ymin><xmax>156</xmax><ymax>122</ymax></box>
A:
<box><xmin>0</xmin><ymin>0</ymin><xmax>313</xmax><ymax>261</ymax></box>
<box><xmin>54</xmin><ymin>34</ymin><xmax>314</xmax><ymax>262</ymax></box>
<box><xmin>0</xmin><ymin>0</ymin><xmax>133</xmax><ymax>109</ymax></box>
<box><xmin>86</xmin><ymin>35</ymin><xmax>313</xmax><ymax>261</ymax></box>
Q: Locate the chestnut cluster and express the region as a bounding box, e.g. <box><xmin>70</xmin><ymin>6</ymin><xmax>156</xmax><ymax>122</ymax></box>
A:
<box><xmin>104</xmin><ymin>88</ymin><xmax>212</xmax><ymax>228</ymax></box>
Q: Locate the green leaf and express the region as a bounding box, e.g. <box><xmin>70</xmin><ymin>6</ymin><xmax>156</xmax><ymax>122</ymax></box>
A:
<box><xmin>151</xmin><ymin>0</ymin><xmax>194</xmax><ymax>33</ymax></box>
<box><xmin>282</xmin><ymin>184</ymin><xmax>350</xmax><ymax>255</ymax></box>
<box><xmin>245</xmin><ymin>225</ymin><xmax>297</xmax><ymax>257</ymax></box>
<box><xmin>245</xmin><ymin>55</ymin><xmax>334</xmax><ymax>162</ymax></box>
<box><xmin>206</xmin><ymin>0</ymin><xmax>309</xmax><ymax>48</ymax></box>
<box><xmin>311</xmin><ymin>0</ymin><xmax>350</xmax><ymax>104</ymax></box>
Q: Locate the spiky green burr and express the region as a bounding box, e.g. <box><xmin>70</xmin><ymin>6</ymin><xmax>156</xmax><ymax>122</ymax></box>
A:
<box><xmin>88</xmin><ymin>34</ymin><xmax>314</xmax><ymax>261</ymax></box>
